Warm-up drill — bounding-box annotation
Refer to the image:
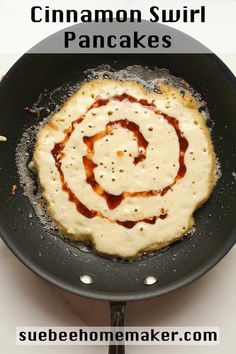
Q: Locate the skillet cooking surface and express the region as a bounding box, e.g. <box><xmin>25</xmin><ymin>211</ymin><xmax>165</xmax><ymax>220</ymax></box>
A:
<box><xmin>0</xmin><ymin>53</ymin><xmax>236</xmax><ymax>301</ymax></box>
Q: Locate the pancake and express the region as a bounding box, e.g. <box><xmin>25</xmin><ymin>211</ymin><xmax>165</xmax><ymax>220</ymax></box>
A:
<box><xmin>33</xmin><ymin>79</ymin><xmax>216</xmax><ymax>258</ymax></box>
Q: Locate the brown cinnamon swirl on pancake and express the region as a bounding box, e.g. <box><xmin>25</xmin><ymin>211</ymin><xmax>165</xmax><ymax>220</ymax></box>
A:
<box><xmin>34</xmin><ymin>79</ymin><xmax>216</xmax><ymax>258</ymax></box>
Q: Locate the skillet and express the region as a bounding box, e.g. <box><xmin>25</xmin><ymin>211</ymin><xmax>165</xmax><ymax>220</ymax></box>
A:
<box><xmin>0</xmin><ymin>30</ymin><xmax>236</xmax><ymax>354</ymax></box>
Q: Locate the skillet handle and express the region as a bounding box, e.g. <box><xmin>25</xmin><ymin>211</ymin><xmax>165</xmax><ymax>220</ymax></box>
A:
<box><xmin>108</xmin><ymin>302</ymin><xmax>127</xmax><ymax>354</ymax></box>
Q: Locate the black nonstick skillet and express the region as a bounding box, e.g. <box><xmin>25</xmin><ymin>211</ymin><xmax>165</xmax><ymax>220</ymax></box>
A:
<box><xmin>0</xmin><ymin>30</ymin><xmax>236</xmax><ymax>354</ymax></box>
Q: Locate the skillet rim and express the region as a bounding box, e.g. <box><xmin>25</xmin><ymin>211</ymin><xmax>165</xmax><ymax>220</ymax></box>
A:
<box><xmin>0</xmin><ymin>224</ymin><xmax>235</xmax><ymax>301</ymax></box>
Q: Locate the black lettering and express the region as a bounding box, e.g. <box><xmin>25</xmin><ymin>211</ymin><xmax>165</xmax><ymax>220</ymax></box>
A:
<box><xmin>201</xmin><ymin>6</ymin><xmax>206</xmax><ymax>22</ymax></box>
<box><xmin>148</xmin><ymin>35</ymin><xmax>159</xmax><ymax>48</ymax></box>
<box><xmin>150</xmin><ymin>6</ymin><xmax>159</xmax><ymax>22</ymax></box>
<box><xmin>190</xmin><ymin>6</ymin><xmax>205</xmax><ymax>22</ymax></box>
<box><xmin>38</xmin><ymin>332</ymin><xmax>47</xmax><ymax>341</ymax></box>
<box><xmin>125</xmin><ymin>331</ymin><xmax>139</xmax><ymax>341</ymax></box>
<box><xmin>171</xmin><ymin>331</ymin><xmax>179</xmax><ymax>341</ymax></box>
<box><xmin>162</xmin><ymin>35</ymin><xmax>172</xmax><ymax>48</ymax></box>
<box><xmin>18</xmin><ymin>332</ymin><xmax>26</xmax><ymax>341</ymax></box>
<box><xmin>52</xmin><ymin>10</ymin><xmax>64</xmax><ymax>23</ymax></box>
<box><xmin>95</xmin><ymin>9</ymin><xmax>113</xmax><ymax>22</ymax></box>
<box><xmin>100</xmin><ymin>331</ymin><xmax>114</xmax><ymax>342</ymax></box>
<box><xmin>116</xmin><ymin>10</ymin><xmax>127</xmax><ymax>22</ymax></box>
<box><xmin>204</xmin><ymin>331</ymin><xmax>217</xmax><ymax>342</ymax></box>
<box><xmin>81</xmin><ymin>10</ymin><xmax>91</xmax><ymax>22</ymax></box>
<box><xmin>130</xmin><ymin>9</ymin><xmax>142</xmax><ymax>22</ymax></box>
<box><xmin>140</xmin><ymin>332</ymin><xmax>149</xmax><ymax>341</ymax></box>
<box><xmin>120</xmin><ymin>35</ymin><xmax>131</xmax><ymax>48</ymax></box>
<box><xmin>78</xmin><ymin>35</ymin><xmax>90</xmax><ymax>48</ymax></box>
<box><xmin>69</xmin><ymin>332</ymin><xmax>78</xmax><ymax>341</ymax></box>
<box><xmin>115</xmin><ymin>331</ymin><xmax>123</xmax><ymax>342</ymax></box>
<box><xmin>133</xmin><ymin>32</ymin><xmax>146</xmax><ymax>48</ymax></box>
<box><xmin>66</xmin><ymin>10</ymin><xmax>78</xmax><ymax>23</ymax></box>
<box><xmin>93</xmin><ymin>35</ymin><xmax>105</xmax><ymax>48</ymax></box>
<box><xmin>48</xmin><ymin>329</ymin><xmax>57</xmax><ymax>341</ymax></box>
<box><xmin>107</xmin><ymin>35</ymin><xmax>117</xmax><ymax>48</ymax></box>
<box><xmin>31</xmin><ymin>6</ymin><xmax>42</xmax><ymax>22</ymax></box>
<box><xmin>183</xmin><ymin>6</ymin><xmax>189</xmax><ymax>22</ymax></box>
<box><xmin>163</xmin><ymin>10</ymin><xmax>180</xmax><ymax>23</ymax></box>
<box><xmin>90</xmin><ymin>331</ymin><xmax>98</xmax><ymax>341</ymax></box>
<box><xmin>79</xmin><ymin>328</ymin><xmax>88</xmax><ymax>341</ymax></box>
<box><xmin>65</xmin><ymin>32</ymin><xmax>76</xmax><ymax>48</ymax></box>
<box><xmin>28</xmin><ymin>332</ymin><xmax>36</xmax><ymax>341</ymax></box>
<box><xmin>193</xmin><ymin>331</ymin><xmax>201</xmax><ymax>341</ymax></box>
<box><xmin>151</xmin><ymin>329</ymin><xmax>160</xmax><ymax>341</ymax></box>
<box><xmin>184</xmin><ymin>331</ymin><xmax>191</xmax><ymax>341</ymax></box>
<box><xmin>45</xmin><ymin>6</ymin><xmax>50</xmax><ymax>22</ymax></box>
<box><xmin>161</xmin><ymin>331</ymin><xmax>170</xmax><ymax>341</ymax></box>
<box><xmin>59</xmin><ymin>332</ymin><xmax>67</xmax><ymax>341</ymax></box>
